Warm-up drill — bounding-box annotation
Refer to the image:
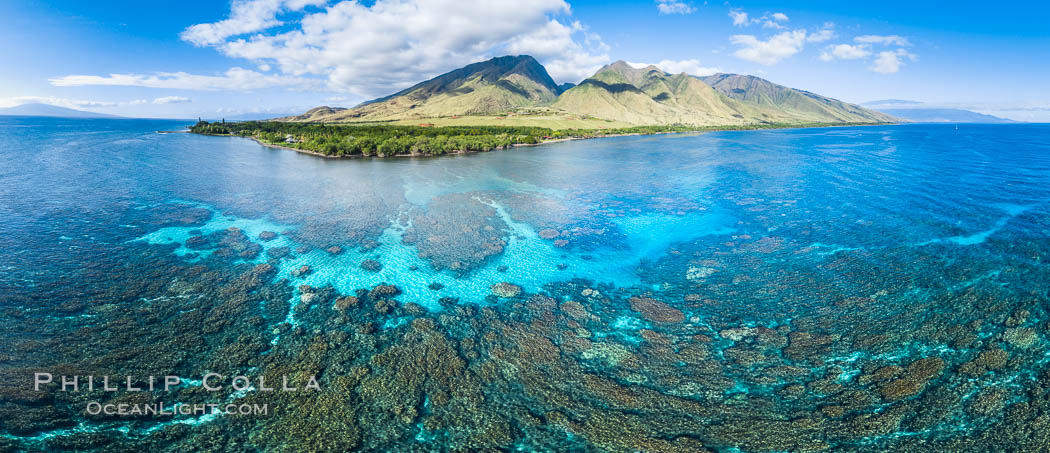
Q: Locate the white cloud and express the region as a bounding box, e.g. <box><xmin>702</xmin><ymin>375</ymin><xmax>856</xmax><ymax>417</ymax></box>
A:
<box><xmin>729</xmin><ymin>10</ymin><xmax>751</xmax><ymax>27</ymax></box>
<box><xmin>505</xmin><ymin>19</ymin><xmax>609</xmax><ymax>82</ymax></box>
<box><xmin>153</xmin><ymin>96</ymin><xmax>192</xmax><ymax>104</ymax></box>
<box><xmin>761</xmin><ymin>12</ymin><xmax>788</xmax><ymax>29</ymax></box>
<box><xmin>180</xmin><ymin>0</ymin><xmax>326</xmax><ymax>46</ymax></box>
<box><xmin>820</xmin><ymin>43</ymin><xmax>871</xmax><ymax>61</ymax></box>
<box><xmin>54</xmin><ymin>0</ymin><xmax>606</xmax><ymax>95</ymax></box>
<box><xmin>627</xmin><ymin>59</ymin><xmax>720</xmax><ymax>76</ymax></box>
<box><xmin>819</xmin><ymin>33</ymin><xmax>917</xmax><ymax>74</ymax></box>
<box><xmin>730</xmin><ymin>30</ymin><xmax>807</xmax><ymax>65</ymax></box>
<box><xmin>50</xmin><ymin>67</ymin><xmax>317</xmax><ymax>91</ymax></box>
<box><xmin>807</xmin><ymin>24</ymin><xmax>835</xmax><ymax>43</ymax></box>
<box><xmin>870</xmin><ymin>49</ymin><xmax>917</xmax><ymax>74</ymax></box>
<box><xmin>854</xmin><ymin>35</ymin><xmax>911</xmax><ymax>46</ymax></box>
<box><xmin>175</xmin><ymin>0</ymin><xmax>605</xmax><ymax>96</ymax></box>
<box><xmin>656</xmin><ymin>0</ymin><xmax>695</xmax><ymax>15</ymax></box>
<box><xmin>730</xmin><ymin>10</ymin><xmax>789</xmax><ymax>28</ymax></box>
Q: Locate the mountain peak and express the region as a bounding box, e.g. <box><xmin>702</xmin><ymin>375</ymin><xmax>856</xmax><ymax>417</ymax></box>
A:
<box><xmin>601</xmin><ymin>60</ymin><xmax>662</xmax><ymax>73</ymax></box>
<box><xmin>292</xmin><ymin>55</ymin><xmax>562</xmax><ymax>122</ymax></box>
<box><xmin>597</xmin><ymin>61</ymin><xmax>667</xmax><ymax>85</ymax></box>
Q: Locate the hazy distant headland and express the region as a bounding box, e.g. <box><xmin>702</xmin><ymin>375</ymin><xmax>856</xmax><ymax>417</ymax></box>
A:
<box><xmin>862</xmin><ymin>100</ymin><xmax>1018</xmax><ymax>124</ymax></box>
<box><xmin>0</xmin><ymin>103</ymin><xmax>125</xmax><ymax>119</ymax></box>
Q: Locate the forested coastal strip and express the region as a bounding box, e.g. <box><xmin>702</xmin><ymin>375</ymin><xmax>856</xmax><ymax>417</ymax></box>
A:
<box><xmin>189</xmin><ymin>120</ymin><xmax>885</xmax><ymax>158</ymax></box>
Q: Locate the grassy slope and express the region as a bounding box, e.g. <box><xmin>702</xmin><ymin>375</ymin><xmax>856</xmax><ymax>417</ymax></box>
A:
<box><xmin>555</xmin><ymin>65</ymin><xmax>898</xmax><ymax>127</ymax></box>
<box><xmin>553</xmin><ymin>64</ymin><xmax>757</xmax><ymax>126</ymax></box>
<box><xmin>657</xmin><ymin>74</ymin><xmax>757</xmax><ymax>124</ymax></box>
<box><xmin>277</xmin><ymin>58</ymin><xmax>897</xmax><ymax>130</ymax></box>
<box><xmin>375</xmin><ymin>114</ymin><xmax>633</xmax><ymax>129</ymax></box>
<box><xmin>554</xmin><ymin>71</ymin><xmax>683</xmax><ymax>125</ymax></box>
<box><xmin>700</xmin><ymin>74</ymin><xmax>897</xmax><ymax>123</ymax></box>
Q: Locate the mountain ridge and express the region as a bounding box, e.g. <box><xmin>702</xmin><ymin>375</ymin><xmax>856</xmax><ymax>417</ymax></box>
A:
<box><xmin>700</xmin><ymin>73</ymin><xmax>896</xmax><ymax>123</ymax></box>
<box><xmin>552</xmin><ymin>60</ymin><xmax>760</xmax><ymax>126</ymax></box>
<box><xmin>282</xmin><ymin>56</ymin><xmax>896</xmax><ymax>127</ymax></box>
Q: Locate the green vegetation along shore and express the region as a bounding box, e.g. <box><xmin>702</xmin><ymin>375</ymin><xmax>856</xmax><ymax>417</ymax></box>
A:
<box><xmin>189</xmin><ymin>120</ymin><xmax>884</xmax><ymax>158</ymax></box>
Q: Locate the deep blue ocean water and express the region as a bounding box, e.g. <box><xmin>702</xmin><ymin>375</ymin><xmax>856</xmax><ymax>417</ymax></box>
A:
<box><xmin>2</xmin><ymin>116</ymin><xmax>1050</xmax><ymax>451</ymax></box>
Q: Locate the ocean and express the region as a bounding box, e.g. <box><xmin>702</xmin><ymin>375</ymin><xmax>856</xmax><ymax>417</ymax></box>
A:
<box><xmin>2</xmin><ymin>116</ymin><xmax>1049</xmax><ymax>451</ymax></box>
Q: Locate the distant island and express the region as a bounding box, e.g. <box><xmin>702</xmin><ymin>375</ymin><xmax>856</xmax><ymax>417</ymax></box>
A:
<box><xmin>863</xmin><ymin>100</ymin><xmax>1018</xmax><ymax>123</ymax></box>
<box><xmin>0</xmin><ymin>103</ymin><xmax>124</xmax><ymax>119</ymax></box>
<box><xmin>191</xmin><ymin>55</ymin><xmax>896</xmax><ymax>157</ymax></box>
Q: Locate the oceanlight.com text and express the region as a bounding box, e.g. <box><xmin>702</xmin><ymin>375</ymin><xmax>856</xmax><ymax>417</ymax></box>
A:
<box><xmin>85</xmin><ymin>401</ymin><xmax>268</xmax><ymax>417</ymax></box>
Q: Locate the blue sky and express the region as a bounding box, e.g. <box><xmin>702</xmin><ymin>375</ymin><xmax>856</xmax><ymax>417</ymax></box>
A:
<box><xmin>2</xmin><ymin>0</ymin><xmax>1048</xmax><ymax>120</ymax></box>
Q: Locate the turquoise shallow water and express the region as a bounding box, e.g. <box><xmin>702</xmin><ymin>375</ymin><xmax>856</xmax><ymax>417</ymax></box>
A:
<box><xmin>4</xmin><ymin>119</ymin><xmax>1047</xmax><ymax>304</ymax></box>
<box><xmin>2</xmin><ymin>117</ymin><xmax>1050</xmax><ymax>451</ymax></box>
<box><xmin>137</xmin><ymin>199</ymin><xmax>736</xmax><ymax>310</ymax></box>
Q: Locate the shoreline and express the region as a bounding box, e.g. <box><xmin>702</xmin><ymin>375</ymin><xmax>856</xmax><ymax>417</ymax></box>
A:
<box><xmin>248</xmin><ymin>136</ymin><xmax>524</xmax><ymax>159</ymax></box>
<box><xmin>209</xmin><ymin>133</ymin><xmax>633</xmax><ymax>160</ymax></box>
<box><xmin>195</xmin><ymin>122</ymin><xmax>892</xmax><ymax>160</ymax></box>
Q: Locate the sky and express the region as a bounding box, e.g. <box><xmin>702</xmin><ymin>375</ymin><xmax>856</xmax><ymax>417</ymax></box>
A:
<box><xmin>2</xmin><ymin>0</ymin><xmax>1048</xmax><ymax>121</ymax></box>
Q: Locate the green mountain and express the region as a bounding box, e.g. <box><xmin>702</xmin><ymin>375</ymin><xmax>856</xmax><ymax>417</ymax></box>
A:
<box><xmin>552</xmin><ymin>62</ymin><xmax>893</xmax><ymax>126</ymax></box>
<box><xmin>281</xmin><ymin>56</ymin><xmax>896</xmax><ymax>127</ymax></box>
<box><xmin>699</xmin><ymin>73</ymin><xmax>895</xmax><ymax>123</ymax></box>
<box><xmin>553</xmin><ymin>61</ymin><xmax>758</xmax><ymax>126</ymax></box>
<box><xmin>280</xmin><ymin>106</ymin><xmax>347</xmax><ymax>122</ymax></box>
<box><xmin>286</xmin><ymin>55</ymin><xmax>562</xmax><ymax>122</ymax></box>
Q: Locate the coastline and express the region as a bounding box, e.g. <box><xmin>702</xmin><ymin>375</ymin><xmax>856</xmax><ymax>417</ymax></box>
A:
<box><xmin>195</xmin><ymin>122</ymin><xmax>892</xmax><ymax>160</ymax></box>
<box><xmin>247</xmin><ymin>132</ymin><xmax>666</xmax><ymax>159</ymax></box>
<box><xmin>210</xmin><ymin>133</ymin><xmax>625</xmax><ymax>160</ymax></box>
<box><xmin>246</xmin><ymin>136</ymin><xmax>528</xmax><ymax>159</ymax></box>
